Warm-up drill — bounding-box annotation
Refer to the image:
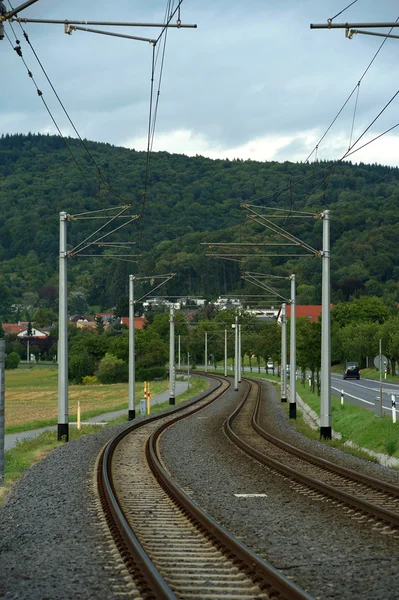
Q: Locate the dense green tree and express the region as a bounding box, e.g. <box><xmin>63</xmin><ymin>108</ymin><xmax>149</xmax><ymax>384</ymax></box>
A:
<box><xmin>5</xmin><ymin>352</ymin><xmax>20</xmax><ymax>369</ymax></box>
<box><xmin>33</xmin><ymin>307</ymin><xmax>56</xmax><ymax>327</ymax></box>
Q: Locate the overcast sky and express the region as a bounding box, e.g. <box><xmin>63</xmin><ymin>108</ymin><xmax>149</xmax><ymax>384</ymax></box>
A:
<box><xmin>1</xmin><ymin>0</ymin><xmax>399</xmax><ymax>166</ymax></box>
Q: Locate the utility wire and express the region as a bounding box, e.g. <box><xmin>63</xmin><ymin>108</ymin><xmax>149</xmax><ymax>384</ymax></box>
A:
<box><xmin>329</xmin><ymin>1</ymin><xmax>358</xmax><ymax>23</ymax></box>
<box><xmin>348</xmin><ymin>82</ymin><xmax>360</xmax><ymax>149</ymax></box>
<box><xmin>303</xmin><ymin>86</ymin><xmax>399</xmax><ymax>205</ymax></box>
<box><xmin>7</xmin><ymin>1</ymin><xmax>127</xmax><ymax>206</ymax></box>
<box><xmin>139</xmin><ymin>0</ymin><xmax>178</xmax><ymax>242</ymax></box>
<box><xmin>304</xmin><ymin>16</ymin><xmax>399</xmax><ymax>163</ymax></box>
<box><xmin>4</xmin><ymin>26</ymin><xmax>103</xmax><ymax>204</ymax></box>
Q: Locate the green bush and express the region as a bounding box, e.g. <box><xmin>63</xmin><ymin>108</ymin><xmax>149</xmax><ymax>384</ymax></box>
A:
<box><xmin>135</xmin><ymin>366</ymin><xmax>167</xmax><ymax>382</ymax></box>
<box><xmin>69</xmin><ymin>351</ymin><xmax>96</xmax><ymax>384</ymax></box>
<box><xmin>5</xmin><ymin>352</ymin><xmax>20</xmax><ymax>369</ymax></box>
<box><xmin>384</xmin><ymin>439</ymin><xmax>398</xmax><ymax>456</ymax></box>
<box><xmin>82</xmin><ymin>375</ymin><xmax>98</xmax><ymax>385</ymax></box>
<box><xmin>96</xmin><ymin>353</ymin><xmax>128</xmax><ymax>384</ymax></box>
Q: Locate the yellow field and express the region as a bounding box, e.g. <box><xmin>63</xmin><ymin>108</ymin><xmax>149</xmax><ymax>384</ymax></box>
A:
<box><xmin>5</xmin><ymin>367</ymin><xmax>168</xmax><ymax>430</ymax></box>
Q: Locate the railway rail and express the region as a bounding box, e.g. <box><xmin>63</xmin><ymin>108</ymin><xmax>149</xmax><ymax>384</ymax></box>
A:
<box><xmin>97</xmin><ymin>374</ymin><xmax>312</xmax><ymax>600</ymax></box>
<box><xmin>225</xmin><ymin>377</ymin><xmax>399</xmax><ymax>532</ymax></box>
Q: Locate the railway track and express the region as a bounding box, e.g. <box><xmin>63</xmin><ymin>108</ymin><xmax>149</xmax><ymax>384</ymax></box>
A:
<box><xmin>97</xmin><ymin>374</ymin><xmax>312</xmax><ymax>600</ymax></box>
<box><xmin>225</xmin><ymin>377</ymin><xmax>399</xmax><ymax>532</ymax></box>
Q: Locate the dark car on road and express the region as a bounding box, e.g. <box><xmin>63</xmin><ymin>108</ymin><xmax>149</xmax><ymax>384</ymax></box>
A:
<box><xmin>343</xmin><ymin>361</ymin><xmax>360</xmax><ymax>380</ymax></box>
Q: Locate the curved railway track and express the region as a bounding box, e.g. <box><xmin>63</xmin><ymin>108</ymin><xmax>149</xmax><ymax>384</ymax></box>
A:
<box><xmin>97</xmin><ymin>374</ymin><xmax>312</xmax><ymax>600</ymax></box>
<box><xmin>225</xmin><ymin>377</ymin><xmax>399</xmax><ymax>532</ymax></box>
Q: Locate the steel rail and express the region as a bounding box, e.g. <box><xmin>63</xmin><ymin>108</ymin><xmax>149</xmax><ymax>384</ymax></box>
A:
<box><xmin>99</xmin><ymin>373</ymin><xmax>313</xmax><ymax>600</ymax></box>
<box><xmin>99</xmin><ymin>376</ymin><xmax>225</xmax><ymax>599</ymax></box>
<box><xmin>224</xmin><ymin>378</ymin><xmax>399</xmax><ymax>529</ymax></box>
<box><xmin>146</xmin><ymin>373</ymin><xmax>313</xmax><ymax>600</ymax></box>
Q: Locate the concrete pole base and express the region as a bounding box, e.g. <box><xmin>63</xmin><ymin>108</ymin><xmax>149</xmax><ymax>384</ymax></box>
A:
<box><xmin>128</xmin><ymin>409</ymin><xmax>135</xmax><ymax>421</ymax></box>
<box><xmin>281</xmin><ymin>396</ymin><xmax>287</xmax><ymax>403</ymax></box>
<box><xmin>57</xmin><ymin>423</ymin><xmax>69</xmax><ymax>442</ymax></box>
<box><xmin>289</xmin><ymin>402</ymin><xmax>297</xmax><ymax>419</ymax></box>
<box><xmin>320</xmin><ymin>426</ymin><xmax>332</xmax><ymax>440</ymax></box>
<box><xmin>169</xmin><ymin>397</ymin><xmax>175</xmax><ymax>405</ymax></box>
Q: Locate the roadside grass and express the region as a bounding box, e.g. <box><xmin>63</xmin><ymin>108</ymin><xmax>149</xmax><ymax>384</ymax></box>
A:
<box><xmin>5</xmin><ymin>367</ymin><xmax>169</xmax><ymax>433</ymax></box>
<box><xmin>0</xmin><ymin>377</ymin><xmax>208</xmax><ymax>505</ymax></box>
<box><xmin>287</xmin><ymin>382</ymin><xmax>399</xmax><ymax>461</ymax></box>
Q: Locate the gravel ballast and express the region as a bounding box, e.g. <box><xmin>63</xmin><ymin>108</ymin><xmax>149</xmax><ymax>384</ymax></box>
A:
<box><xmin>0</xmin><ymin>381</ymin><xmax>218</xmax><ymax>600</ymax></box>
<box><xmin>1</xmin><ymin>376</ymin><xmax>398</xmax><ymax>600</ymax></box>
<box><xmin>159</xmin><ymin>378</ymin><xmax>399</xmax><ymax>600</ymax></box>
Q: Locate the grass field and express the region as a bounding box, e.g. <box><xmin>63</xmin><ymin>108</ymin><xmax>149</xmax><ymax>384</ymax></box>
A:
<box><xmin>1</xmin><ymin>376</ymin><xmax>209</xmax><ymax>504</ymax></box>
<box><xmin>4</xmin><ymin>367</ymin><xmax>170</xmax><ymax>433</ymax></box>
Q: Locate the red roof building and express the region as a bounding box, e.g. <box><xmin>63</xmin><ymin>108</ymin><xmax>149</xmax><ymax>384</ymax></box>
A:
<box><xmin>120</xmin><ymin>317</ymin><xmax>147</xmax><ymax>329</ymax></box>
<box><xmin>3</xmin><ymin>324</ymin><xmax>26</xmax><ymax>335</ymax></box>
<box><xmin>285</xmin><ymin>305</ymin><xmax>333</xmax><ymax>322</ymax></box>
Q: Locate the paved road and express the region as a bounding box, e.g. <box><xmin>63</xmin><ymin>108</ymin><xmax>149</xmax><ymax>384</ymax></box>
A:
<box><xmin>198</xmin><ymin>365</ymin><xmax>399</xmax><ymax>418</ymax></box>
<box><xmin>330</xmin><ymin>372</ymin><xmax>399</xmax><ymax>417</ymax></box>
<box><xmin>4</xmin><ymin>380</ymin><xmax>189</xmax><ymax>451</ymax></box>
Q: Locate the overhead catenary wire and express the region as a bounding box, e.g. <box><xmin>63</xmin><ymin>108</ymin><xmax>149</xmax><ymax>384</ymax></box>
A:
<box><xmin>6</xmin><ymin>1</ymin><xmax>128</xmax><ymax>206</ymax></box>
<box><xmin>304</xmin><ymin>16</ymin><xmax>399</xmax><ymax>164</ymax></box>
<box><xmin>140</xmin><ymin>0</ymin><xmax>177</xmax><ymax>240</ymax></box>
<box><xmin>302</xmin><ymin>85</ymin><xmax>399</xmax><ymax>205</ymax></box>
<box><xmin>3</xmin><ymin>27</ymin><xmax>105</xmax><ymax>206</ymax></box>
<box><xmin>328</xmin><ymin>1</ymin><xmax>358</xmax><ymax>23</ymax></box>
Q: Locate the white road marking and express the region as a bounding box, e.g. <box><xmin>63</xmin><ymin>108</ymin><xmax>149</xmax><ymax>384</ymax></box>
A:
<box><xmin>331</xmin><ymin>386</ymin><xmax>375</xmax><ymax>406</ymax></box>
<box><xmin>331</xmin><ymin>376</ymin><xmax>397</xmax><ymax>396</ymax></box>
<box><xmin>234</xmin><ymin>493</ymin><xmax>268</xmax><ymax>498</ymax></box>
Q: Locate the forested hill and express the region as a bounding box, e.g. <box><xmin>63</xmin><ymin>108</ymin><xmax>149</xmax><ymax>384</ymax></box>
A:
<box><xmin>0</xmin><ymin>132</ymin><xmax>399</xmax><ymax>319</ymax></box>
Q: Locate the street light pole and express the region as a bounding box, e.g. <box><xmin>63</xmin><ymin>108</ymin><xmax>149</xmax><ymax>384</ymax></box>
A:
<box><xmin>169</xmin><ymin>304</ymin><xmax>175</xmax><ymax>405</ymax></box>
<box><xmin>320</xmin><ymin>210</ymin><xmax>331</xmax><ymax>439</ymax></box>
<box><xmin>238</xmin><ymin>323</ymin><xmax>242</xmax><ymax>383</ymax></box>
<box><xmin>178</xmin><ymin>334</ymin><xmax>181</xmax><ymax>371</ymax></box>
<box><xmin>234</xmin><ymin>316</ymin><xmax>238</xmax><ymax>391</ymax></box>
<box><xmin>128</xmin><ymin>274</ymin><xmax>135</xmax><ymax>420</ymax></box>
<box><xmin>224</xmin><ymin>329</ymin><xmax>227</xmax><ymax>377</ymax></box>
<box><xmin>289</xmin><ymin>274</ymin><xmax>297</xmax><ymax>419</ymax></box>
<box><xmin>0</xmin><ymin>339</ymin><xmax>5</xmax><ymax>487</ymax></box>
<box><xmin>58</xmin><ymin>212</ymin><xmax>69</xmax><ymax>441</ymax></box>
<box><xmin>205</xmin><ymin>331</ymin><xmax>208</xmax><ymax>373</ymax></box>
<box><xmin>281</xmin><ymin>303</ymin><xmax>287</xmax><ymax>402</ymax></box>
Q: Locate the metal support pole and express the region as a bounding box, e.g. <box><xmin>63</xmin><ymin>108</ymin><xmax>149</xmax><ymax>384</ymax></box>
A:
<box><xmin>58</xmin><ymin>212</ymin><xmax>69</xmax><ymax>441</ymax></box>
<box><xmin>205</xmin><ymin>331</ymin><xmax>208</xmax><ymax>373</ymax></box>
<box><xmin>281</xmin><ymin>303</ymin><xmax>287</xmax><ymax>402</ymax></box>
<box><xmin>178</xmin><ymin>335</ymin><xmax>181</xmax><ymax>371</ymax></box>
<box><xmin>224</xmin><ymin>329</ymin><xmax>227</xmax><ymax>377</ymax></box>
<box><xmin>187</xmin><ymin>352</ymin><xmax>190</xmax><ymax>388</ymax></box>
<box><xmin>238</xmin><ymin>324</ymin><xmax>242</xmax><ymax>383</ymax></box>
<box><xmin>27</xmin><ymin>339</ymin><xmax>30</xmax><ymax>364</ymax></box>
<box><xmin>128</xmin><ymin>275</ymin><xmax>135</xmax><ymax>420</ymax></box>
<box><xmin>379</xmin><ymin>339</ymin><xmax>383</xmax><ymax>417</ymax></box>
<box><xmin>169</xmin><ymin>305</ymin><xmax>175</xmax><ymax>405</ymax></box>
<box><xmin>234</xmin><ymin>316</ymin><xmax>238</xmax><ymax>391</ymax></box>
<box><xmin>0</xmin><ymin>340</ymin><xmax>5</xmax><ymax>487</ymax></box>
<box><xmin>320</xmin><ymin>210</ymin><xmax>331</xmax><ymax>439</ymax></box>
<box><xmin>289</xmin><ymin>274</ymin><xmax>297</xmax><ymax>419</ymax></box>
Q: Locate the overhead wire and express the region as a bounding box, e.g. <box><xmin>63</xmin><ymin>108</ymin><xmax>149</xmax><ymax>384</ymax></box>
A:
<box><xmin>139</xmin><ymin>0</ymin><xmax>180</xmax><ymax>240</ymax></box>
<box><xmin>3</xmin><ymin>26</ymin><xmax>103</xmax><ymax>205</ymax></box>
<box><xmin>6</xmin><ymin>3</ymin><xmax>130</xmax><ymax>207</ymax></box>
<box><xmin>303</xmin><ymin>85</ymin><xmax>399</xmax><ymax>205</ymax></box>
<box><xmin>304</xmin><ymin>16</ymin><xmax>399</xmax><ymax>164</ymax></box>
<box><xmin>328</xmin><ymin>1</ymin><xmax>358</xmax><ymax>23</ymax></box>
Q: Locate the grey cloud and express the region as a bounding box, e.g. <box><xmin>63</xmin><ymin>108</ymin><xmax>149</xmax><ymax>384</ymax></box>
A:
<box><xmin>1</xmin><ymin>0</ymin><xmax>399</xmax><ymax>163</ymax></box>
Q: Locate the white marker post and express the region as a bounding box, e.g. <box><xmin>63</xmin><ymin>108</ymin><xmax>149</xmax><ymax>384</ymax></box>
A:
<box><xmin>391</xmin><ymin>395</ymin><xmax>397</xmax><ymax>424</ymax></box>
<box><xmin>341</xmin><ymin>390</ymin><xmax>344</xmax><ymax>405</ymax></box>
